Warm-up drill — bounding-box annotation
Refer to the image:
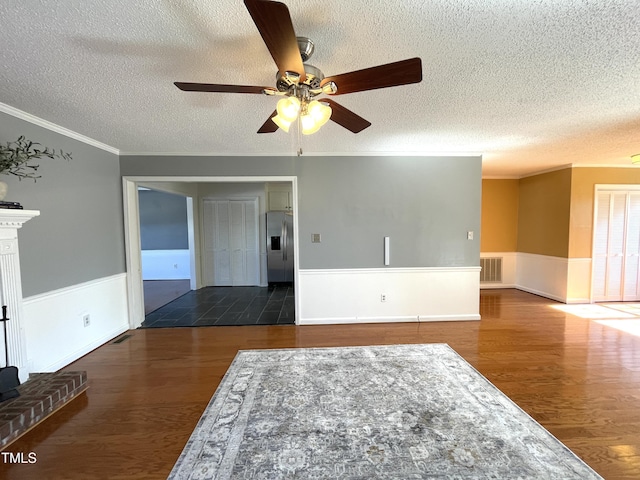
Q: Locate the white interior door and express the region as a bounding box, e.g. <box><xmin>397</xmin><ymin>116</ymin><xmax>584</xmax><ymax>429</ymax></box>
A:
<box><xmin>593</xmin><ymin>190</ymin><xmax>640</xmax><ymax>302</ymax></box>
<box><xmin>203</xmin><ymin>199</ymin><xmax>259</xmax><ymax>286</ymax></box>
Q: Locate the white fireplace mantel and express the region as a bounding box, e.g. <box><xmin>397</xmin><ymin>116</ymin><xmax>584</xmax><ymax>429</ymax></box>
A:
<box><xmin>0</xmin><ymin>209</ymin><xmax>40</xmax><ymax>383</ymax></box>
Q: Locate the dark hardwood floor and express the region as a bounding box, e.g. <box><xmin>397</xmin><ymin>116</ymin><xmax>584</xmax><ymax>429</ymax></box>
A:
<box><xmin>2</xmin><ymin>289</ymin><xmax>640</xmax><ymax>479</ymax></box>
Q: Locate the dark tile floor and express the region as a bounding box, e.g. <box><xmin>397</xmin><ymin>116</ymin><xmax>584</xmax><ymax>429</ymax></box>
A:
<box><xmin>140</xmin><ymin>284</ymin><xmax>295</xmax><ymax>328</ymax></box>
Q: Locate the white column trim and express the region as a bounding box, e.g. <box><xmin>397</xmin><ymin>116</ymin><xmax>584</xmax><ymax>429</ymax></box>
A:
<box><xmin>0</xmin><ymin>209</ymin><xmax>40</xmax><ymax>382</ymax></box>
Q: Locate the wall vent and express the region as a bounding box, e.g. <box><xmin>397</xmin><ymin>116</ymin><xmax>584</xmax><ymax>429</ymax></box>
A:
<box><xmin>480</xmin><ymin>257</ymin><xmax>503</xmax><ymax>283</ymax></box>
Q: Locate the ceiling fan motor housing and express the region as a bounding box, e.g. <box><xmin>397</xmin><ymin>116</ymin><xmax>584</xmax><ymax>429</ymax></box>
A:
<box><xmin>276</xmin><ymin>63</ymin><xmax>324</xmax><ymax>92</ymax></box>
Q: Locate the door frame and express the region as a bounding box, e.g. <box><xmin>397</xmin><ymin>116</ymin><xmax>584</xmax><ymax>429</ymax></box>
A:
<box><xmin>122</xmin><ymin>176</ymin><xmax>299</xmax><ymax>328</ymax></box>
<box><xmin>591</xmin><ymin>184</ymin><xmax>640</xmax><ymax>302</ymax></box>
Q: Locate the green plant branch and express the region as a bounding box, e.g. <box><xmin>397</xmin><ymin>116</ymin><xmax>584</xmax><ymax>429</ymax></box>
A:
<box><xmin>0</xmin><ymin>136</ymin><xmax>72</xmax><ymax>181</ymax></box>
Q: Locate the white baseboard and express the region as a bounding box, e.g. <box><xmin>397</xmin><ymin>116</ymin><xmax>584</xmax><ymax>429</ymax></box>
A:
<box><xmin>298</xmin><ymin>267</ymin><xmax>481</xmax><ymax>325</ymax></box>
<box><xmin>420</xmin><ymin>314</ymin><xmax>482</xmax><ymax>322</ymax></box>
<box><xmin>23</xmin><ymin>273</ymin><xmax>129</xmax><ymax>372</ymax></box>
<box><xmin>301</xmin><ymin>313</ymin><xmax>482</xmax><ymax>325</ymax></box>
<box><xmin>514</xmin><ymin>285</ymin><xmax>566</xmax><ymax>303</ymax></box>
<box><xmin>301</xmin><ymin>316</ymin><xmax>418</xmax><ymax>325</ymax></box>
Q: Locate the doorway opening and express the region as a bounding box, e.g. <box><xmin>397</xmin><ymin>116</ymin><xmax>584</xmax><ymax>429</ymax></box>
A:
<box><xmin>122</xmin><ymin>176</ymin><xmax>299</xmax><ymax>329</ymax></box>
<box><xmin>137</xmin><ymin>186</ymin><xmax>194</xmax><ymax>314</ymax></box>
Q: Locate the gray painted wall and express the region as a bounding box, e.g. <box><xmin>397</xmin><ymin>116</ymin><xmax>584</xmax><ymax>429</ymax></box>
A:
<box><xmin>1</xmin><ymin>112</ymin><xmax>125</xmax><ymax>296</ymax></box>
<box><xmin>121</xmin><ymin>154</ymin><xmax>481</xmax><ymax>269</ymax></box>
<box><xmin>139</xmin><ymin>189</ymin><xmax>188</xmax><ymax>250</ymax></box>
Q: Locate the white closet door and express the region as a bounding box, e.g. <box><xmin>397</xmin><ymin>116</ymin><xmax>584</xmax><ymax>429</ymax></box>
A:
<box><xmin>624</xmin><ymin>193</ymin><xmax>640</xmax><ymax>300</ymax></box>
<box><xmin>203</xmin><ymin>199</ymin><xmax>259</xmax><ymax>287</ymax></box>
<box><xmin>244</xmin><ymin>200</ymin><xmax>259</xmax><ymax>285</ymax></box>
<box><xmin>593</xmin><ymin>190</ymin><xmax>640</xmax><ymax>302</ymax></box>
<box><xmin>229</xmin><ymin>201</ymin><xmax>246</xmax><ymax>286</ymax></box>
<box><xmin>607</xmin><ymin>193</ymin><xmax>627</xmax><ymax>301</ymax></box>
<box><xmin>592</xmin><ymin>193</ymin><xmax>610</xmax><ymax>301</ymax></box>
<box><xmin>214</xmin><ymin>201</ymin><xmax>231</xmax><ymax>285</ymax></box>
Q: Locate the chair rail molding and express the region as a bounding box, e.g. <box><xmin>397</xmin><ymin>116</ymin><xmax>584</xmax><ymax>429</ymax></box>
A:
<box><xmin>0</xmin><ymin>209</ymin><xmax>40</xmax><ymax>382</ymax></box>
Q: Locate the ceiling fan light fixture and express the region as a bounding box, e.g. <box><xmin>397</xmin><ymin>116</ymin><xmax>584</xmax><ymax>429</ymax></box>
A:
<box><xmin>632</xmin><ymin>154</ymin><xmax>640</xmax><ymax>165</ymax></box>
<box><xmin>300</xmin><ymin>113</ymin><xmax>321</xmax><ymax>135</ymax></box>
<box><xmin>276</xmin><ymin>96</ymin><xmax>301</xmax><ymax>122</ymax></box>
<box><xmin>308</xmin><ymin>100</ymin><xmax>331</xmax><ymax>124</ymax></box>
<box><xmin>271</xmin><ymin>114</ymin><xmax>292</xmax><ymax>132</ymax></box>
<box><xmin>301</xmin><ymin>101</ymin><xmax>331</xmax><ymax>135</ymax></box>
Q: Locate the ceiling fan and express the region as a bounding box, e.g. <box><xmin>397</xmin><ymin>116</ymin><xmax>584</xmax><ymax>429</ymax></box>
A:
<box><xmin>174</xmin><ymin>0</ymin><xmax>423</xmax><ymax>135</ymax></box>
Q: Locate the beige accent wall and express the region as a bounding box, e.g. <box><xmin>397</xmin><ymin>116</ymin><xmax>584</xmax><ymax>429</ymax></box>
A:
<box><xmin>569</xmin><ymin>168</ymin><xmax>640</xmax><ymax>258</ymax></box>
<box><xmin>481</xmin><ymin>179</ymin><xmax>519</xmax><ymax>252</ymax></box>
<box><xmin>517</xmin><ymin>169</ymin><xmax>572</xmax><ymax>258</ymax></box>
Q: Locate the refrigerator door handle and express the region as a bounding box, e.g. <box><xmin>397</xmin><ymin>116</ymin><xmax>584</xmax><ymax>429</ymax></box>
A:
<box><xmin>282</xmin><ymin>220</ymin><xmax>287</xmax><ymax>261</ymax></box>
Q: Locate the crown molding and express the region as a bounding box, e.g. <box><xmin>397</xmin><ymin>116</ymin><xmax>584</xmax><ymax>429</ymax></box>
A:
<box><xmin>0</xmin><ymin>103</ymin><xmax>119</xmax><ymax>155</ymax></box>
<box><xmin>120</xmin><ymin>151</ymin><xmax>483</xmax><ymax>158</ymax></box>
<box><xmin>571</xmin><ymin>163</ymin><xmax>640</xmax><ymax>169</ymax></box>
<box><xmin>481</xmin><ymin>175</ymin><xmax>521</xmax><ymax>180</ymax></box>
<box><xmin>119</xmin><ymin>151</ymin><xmax>297</xmax><ymax>157</ymax></box>
<box><xmin>484</xmin><ymin>162</ymin><xmax>639</xmax><ymax>181</ymax></box>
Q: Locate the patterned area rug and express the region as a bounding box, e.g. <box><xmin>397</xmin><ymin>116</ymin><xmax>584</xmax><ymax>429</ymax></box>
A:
<box><xmin>169</xmin><ymin>344</ymin><xmax>602</xmax><ymax>479</ymax></box>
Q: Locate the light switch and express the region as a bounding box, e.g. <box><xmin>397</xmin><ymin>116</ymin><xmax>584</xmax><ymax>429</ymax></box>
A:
<box><xmin>312</xmin><ymin>233</ymin><xmax>321</xmax><ymax>243</ymax></box>
<box><xmin>467</xmin><ymin>231</ymin><xmax>474</xmax><ymax>240</ymax></box>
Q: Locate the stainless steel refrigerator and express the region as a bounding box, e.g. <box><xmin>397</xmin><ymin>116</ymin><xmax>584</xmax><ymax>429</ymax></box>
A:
<box><xmin>266</xmin><ymin>211</ymin><xmax>294</xmax><ymax>283</ymax></box>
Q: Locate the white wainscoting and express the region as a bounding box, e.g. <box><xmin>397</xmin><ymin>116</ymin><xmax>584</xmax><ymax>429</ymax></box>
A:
<box><xmin>515</xmin><ymin>253</ymin><xmax>568</xmax><ymax>302</ymax></box>
<box><xmin>514</xmin><ymin>253</ymin><xmax>592</xmax><ymax>304</ymax></box>
<box><xmin>566</xmin><ymin>257</ymin><xmax>592</xmax><ymax>304</ymax></box>
<box><xmin>22</xmin><ymin>273</ymin><xmax>129</xmax><ymax>372</ymax></box>
<box><xmin>481</xmin><ymin>252</ymin><xmax>592</xmax><ymax>304</ymax></box>
<box><xmin>298</xmin><ymin>267</ymin><xmax>481</xmax><ymax>325</ymax></box>
<box><xmin>141</xmin><ymin>249</ymin><xmax>191</xmax><ymax>280</ymax></box>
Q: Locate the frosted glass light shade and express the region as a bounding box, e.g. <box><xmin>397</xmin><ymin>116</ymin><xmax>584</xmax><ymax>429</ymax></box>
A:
<box><xmin>300</xmin><ymin>113</ymin><xmax>318</xmax><ymax>135</ymax></box>
<box><xmin>276</xmin><ymin>97</ymin><xmax>301</xmax><ymax>122</ymax></box>
<box><xmin>271</xmin><ymin>114</ymin><xmax>292</xmax><ymax>133</ymax></box>
<box><xmin>301</xmin><ymin>100</ymin><xmax>332</xmax><ymax>135</ymax></box>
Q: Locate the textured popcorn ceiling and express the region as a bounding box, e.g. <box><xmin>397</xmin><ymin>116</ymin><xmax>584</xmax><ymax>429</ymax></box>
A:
<box><xmin>1</xmin><ymin>0</ymin><xmax>639</xmax><ymax>177</ymax></box>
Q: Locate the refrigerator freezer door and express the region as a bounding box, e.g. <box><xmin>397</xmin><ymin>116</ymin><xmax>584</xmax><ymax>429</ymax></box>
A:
<box><xmin>283</xmin><ymin>213</ymin><xmax>294</xmax><ymax>282</ymax></box>
<box><xmin>266</xmin><ymin>212</ymin><xmax>294</xmax><ymax>283</ymax></box>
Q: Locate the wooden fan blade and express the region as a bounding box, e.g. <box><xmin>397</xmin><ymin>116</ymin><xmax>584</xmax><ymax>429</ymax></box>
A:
<box><xmin>323</xmin><ymin>99</ymin><xmax>371</xmax><ymax>134</ymax></box>
<box><xmin>174</xmin><ymin>82</ymin><xmax>275</xmax><ymax>94</ymax></box>
<box><xmin>244</xmin><ymin>0</ymin><xmax>306</xmax><ymax>81</ymax></box>
<box><xmin>320</xmin><ymin>57</ymin><xmax>422</xmax><ymax>95</ymax></box>
<box><xmin>258</xmin><ymin>110</ymin><xmax>279</xmax><ymax>133</ymax></box>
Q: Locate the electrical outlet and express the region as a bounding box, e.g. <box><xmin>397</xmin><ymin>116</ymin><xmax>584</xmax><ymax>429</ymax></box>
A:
<box><xmin>83</xmin><ymin>314</ymin><xmax>90</xmax><ymax>327</ymax></box>
<box><xmin>381</xmin><ymin>294</ymin><xmax>387</xmax><ymax>302</ymax></box>
<box><xmin>174</xmin><ymin>263</ymin><xmax>178</xmax><ymax>269</ymax></box>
